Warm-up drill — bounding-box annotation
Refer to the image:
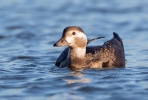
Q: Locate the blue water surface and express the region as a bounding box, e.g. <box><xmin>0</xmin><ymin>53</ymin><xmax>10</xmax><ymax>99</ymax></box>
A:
<box><xmin>0</xmin><ymin>0</ymin><xmax>148</xmax><ymax>100</ymax></box>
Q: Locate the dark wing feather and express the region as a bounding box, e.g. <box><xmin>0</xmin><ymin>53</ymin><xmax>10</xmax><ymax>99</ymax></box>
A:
<box><xmin>55</xmin><ymin>47</ymin><xmax>69</xmax><ymax>66</ymax></box>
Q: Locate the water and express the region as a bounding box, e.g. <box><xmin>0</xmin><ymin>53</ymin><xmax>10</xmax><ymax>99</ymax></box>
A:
<box><xmin>0</xmin><ymin>0</ymin><xmax>148</xmax><ymax>100</ymax></box>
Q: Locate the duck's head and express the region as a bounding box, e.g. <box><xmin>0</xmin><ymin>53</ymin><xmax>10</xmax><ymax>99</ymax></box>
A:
<box><xmin>53</xmin><ymin>26</ymin><xmax>87</xmax><ymax>48</ymax></box>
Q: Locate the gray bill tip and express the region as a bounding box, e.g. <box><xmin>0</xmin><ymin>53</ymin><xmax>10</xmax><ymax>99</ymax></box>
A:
<box><xmin>53</xmin><ymin>43</ymin><xmax>57</xmax><ymax>47</ymax></box>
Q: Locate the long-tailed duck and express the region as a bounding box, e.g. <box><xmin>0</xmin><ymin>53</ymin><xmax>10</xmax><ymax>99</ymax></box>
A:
<box><xmin>53</xmin><ymin>26</ymin><xmax>125</xmax><ymax>70</ymax></box>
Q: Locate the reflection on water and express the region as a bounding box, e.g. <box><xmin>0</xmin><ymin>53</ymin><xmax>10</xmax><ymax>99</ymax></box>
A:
<box><xmin>0</xmin><ymin>0</ymin><xmax>148</xmax><ymax>100</ymax></box>
<box><xmin>65</xmin><ymin>71</ymin><xmax>91</xmax><ymax>84</ymax></box>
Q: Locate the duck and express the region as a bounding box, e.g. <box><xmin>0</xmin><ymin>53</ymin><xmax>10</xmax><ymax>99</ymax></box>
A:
<box><xmin>53</xmin><ymin>26</ymin><xmax>125</xmax><ymax>70</ymax></box>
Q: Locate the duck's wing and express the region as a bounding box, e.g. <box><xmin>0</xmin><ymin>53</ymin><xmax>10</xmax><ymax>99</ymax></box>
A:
<box><xmin>55</xmin><ymin>47</ymin><xmax>69</xmax><ymax>67</ymax></box>
<box><xmin>86</xmin><ymin>46</ymin><xmax>102</xmax><ymax>54</ymax></box>
<box><xmin>86</xmin><ymin>32</ymin><xmax>125</xmax><ymax>68</ymax></box>
<box><xmin>87</xmin><ymin>37</ymin><xmax>105</xmax><ymax>44</ymax></box>
<box><xmin>101</xmin><ymin>32</ymin><xmax>125</xmax><ymax>67</ymax></box>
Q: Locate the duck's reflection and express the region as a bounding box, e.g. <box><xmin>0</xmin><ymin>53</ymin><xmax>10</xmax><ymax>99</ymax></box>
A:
<box><xmin>64</xmin><ymin>71</ymin><xmax>91</xmax><ymax>84</ymax></box>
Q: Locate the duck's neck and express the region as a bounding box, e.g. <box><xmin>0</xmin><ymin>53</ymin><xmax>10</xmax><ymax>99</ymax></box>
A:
<box><xmin>70</xmin><ymin>47</ymin><xmax>86</xmax><ymax>59</ymax></box>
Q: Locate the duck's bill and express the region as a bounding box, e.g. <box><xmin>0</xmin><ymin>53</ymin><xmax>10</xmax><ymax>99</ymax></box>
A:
<box><xmin>53</xmin><ymin>38</ymin><xmax>69</xmax><ymax>47</ymax></box>
<box><xmin>87</xmin><ymin>36</ymin><xmax>105</xmax><ymax>44</ymax></box>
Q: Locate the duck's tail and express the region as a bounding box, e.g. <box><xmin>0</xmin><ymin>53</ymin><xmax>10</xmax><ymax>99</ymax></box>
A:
<box><xmin>113</xmin><ymin>32</ymin><xmax>124</xmax><ymax>52</ymax></box>
<box><xmin>113</xmin><ymin>32</ymin><xmax>122</xmax><ymax>42</ymax></box>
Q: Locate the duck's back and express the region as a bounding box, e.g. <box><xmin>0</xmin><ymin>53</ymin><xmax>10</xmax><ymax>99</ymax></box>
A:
<box><xmin>86</xmin><ymin>32</ymin><xmax>125</xmax><ymax>68</ymax></box>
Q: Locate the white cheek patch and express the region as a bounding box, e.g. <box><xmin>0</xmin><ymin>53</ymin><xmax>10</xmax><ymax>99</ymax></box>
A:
<box><xmin>77</xmin><ymin>32</ymin><xmax>83</xmax><ymax>37</ymax></box>
<box><xmin>77</xmin><ymin>32</ymin><xmax>87</xmax><ymax>40</ymax></box>
<box><xmin>66</xmin><ymin>36</ymin><xmax>73</xmax><ymax>44</ymax></box>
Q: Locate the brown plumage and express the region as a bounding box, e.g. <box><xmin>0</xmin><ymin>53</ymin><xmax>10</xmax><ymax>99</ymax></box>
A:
<box><xmin>53</xmin><ymin>26</ymin><xmax>125</xmax><ymax>70</ymax></box>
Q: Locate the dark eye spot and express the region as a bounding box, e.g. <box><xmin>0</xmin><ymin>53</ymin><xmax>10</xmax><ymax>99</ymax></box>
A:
<box><xmin>72</xmin><ymin>32</ymin><xmax>76</xmax><ymax>35</ymax></box>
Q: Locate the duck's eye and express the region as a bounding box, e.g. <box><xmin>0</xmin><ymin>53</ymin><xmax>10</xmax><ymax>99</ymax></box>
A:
<box><xmin>72</xmin><ymin>32</ymin><xmax>76</xmax><ymax>35</ymax></box>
